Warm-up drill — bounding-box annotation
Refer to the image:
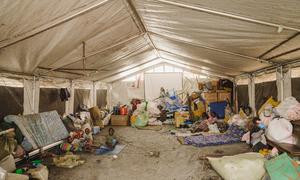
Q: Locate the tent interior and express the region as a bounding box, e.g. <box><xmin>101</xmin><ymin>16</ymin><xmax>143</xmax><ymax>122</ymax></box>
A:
<box><xmin>0</xmin><ymin>0</ymin><xmax>300</xmax><ymax>179</ymax></box>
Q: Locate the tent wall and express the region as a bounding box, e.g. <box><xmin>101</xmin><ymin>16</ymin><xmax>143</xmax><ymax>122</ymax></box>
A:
<box><xmin>23</xmin><ymin>78</ymin><xmax>40</xmax><ymax>114</ymax></box>
<box><xmin>0</xmin><ymin>74</ymin><xmax>108</xmax><ymax>117</ymax></box>
<box><xmin>291</xmin><ymin>67</ymin><xmax>300</xmax><ymax>102</ymax></box>
<box><xmin>292</xmin><ymin>78</ymin><xmax>300</xmax><ymax>101</ymax></box>
<box><xmin>73</xmin><ymin>89</ymin><xmax>91</xmax><ymax>113</ymax></box>
<box><xmin>255</xmin><ymin>81</ymin><xmax>277</xmax><ymax>111</ymax></box>
<box><xmin>236</xmin><ymin>67</ymin><xmax>297</xmax><ymax>114</ymax></box>
<box><xmin>96</xmin><ymin>89</ymin><xmax>108</xmax><ymax>109</ymax></box>
<box><xmin>110</xmin><ymin>73</ymin><xmax>145</xmax><ymax>105</ymax></box>
<box><xmin>39</xmin><ymin>88</ymin><xmax>65</xmax><ymax>115</ymax></box>
<box><xmin>0</xmin><ymin>86</ymin><xmax>24</xmax><ymax>120</ymax></box>
<box><xmin>237</xmin><ymin>85</ymin><xmax>249</xmax><ymax>108</ymax></box>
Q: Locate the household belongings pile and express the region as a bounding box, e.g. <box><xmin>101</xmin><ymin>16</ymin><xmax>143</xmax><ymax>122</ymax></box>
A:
<box><xmin>0</xmin><ymin>127</ymin><xmax>50</xmax><ymax>179</ymax></box>
<box><xmin>129</xmin><ymin>87</ymin><xmax>189</xmax><ymax>128</ymax></box>
<box><xmin>208</xmin><ymin>152</ymin><xmax>300</xmax><ymax>180</ymax></box>
<box><xmin>0</xmin><ymin>106</ymin><xmax>111</xmax><ymax>178</ymax></box>
<box><xmin>177</xmin><ymin>104</ymin><xmax>249</xmax><ymax>148</ymax></box>
<box><xmin>241</xmin><ymin>96</ymin><xmax>300</xmax><ymax>153</ymax></box>
<box><xmin>2</xmin><ymin>111</ymin><xmax>69</xmax><ymax>154</ymax></box>
<box><xmin>0</xmin><ymin>157</ymin><xmax>49</xmax><ymax>180</ymax></box>
<box><xmin>60</xmin><ymin>106</ymin><xmax>111</xmax><ymax>153</ymax></box>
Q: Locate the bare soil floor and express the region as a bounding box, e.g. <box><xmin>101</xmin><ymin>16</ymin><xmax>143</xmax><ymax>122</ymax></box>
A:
<box><xmin>48</xmin><ymin>126</ymin><xmax>251</xmax><ymax>180</ymax></box>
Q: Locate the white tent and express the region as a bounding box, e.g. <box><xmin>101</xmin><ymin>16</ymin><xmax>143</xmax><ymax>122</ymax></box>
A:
<box><xmin>0</xmin><ymin>0</ymin><xmax>300</xmax><ymax>114</ymax></box>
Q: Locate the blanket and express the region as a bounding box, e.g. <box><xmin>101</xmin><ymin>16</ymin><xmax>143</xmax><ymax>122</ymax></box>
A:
<box><xmin>181</xmin><ymin>125</ymin><xmax>246</xmax><ymax>147</ymax></box>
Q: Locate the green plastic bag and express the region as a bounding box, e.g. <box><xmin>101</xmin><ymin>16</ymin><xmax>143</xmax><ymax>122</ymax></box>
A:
<box><xmin>265</xmin><ymin>153</ymin><xmax>300</xmax><ymax>180</ymax></box>
<box><xmin>134</xmin><ymin>113</ymin><xmax>149</xmax><ymax>127</ymax></box>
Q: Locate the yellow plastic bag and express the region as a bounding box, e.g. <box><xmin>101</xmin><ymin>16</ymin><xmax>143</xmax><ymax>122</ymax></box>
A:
<box><xmin>258</xmin><ymin>97</ymin><xmax>279</xmax><ymax>116</ymax></box>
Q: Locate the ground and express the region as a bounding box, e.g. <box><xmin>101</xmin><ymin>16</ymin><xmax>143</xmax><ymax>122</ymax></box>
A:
<box><xmin>48</xmin><ymin>126</ymin><xmax>251</xmax><ymax>180</ymax></box>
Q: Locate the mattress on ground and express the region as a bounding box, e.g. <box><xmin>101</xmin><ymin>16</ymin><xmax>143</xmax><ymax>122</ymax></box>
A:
<box><xmin>5</xmin><ymin>111</ymin><xmax>68</xmax><ymax>148</ymax></box>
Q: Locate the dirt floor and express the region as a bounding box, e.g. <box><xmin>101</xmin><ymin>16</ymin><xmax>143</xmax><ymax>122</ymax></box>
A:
<box><xmin>48</xmin><ymin>126</ymin><xmax>251</xmax><ymax>180</ymax></box>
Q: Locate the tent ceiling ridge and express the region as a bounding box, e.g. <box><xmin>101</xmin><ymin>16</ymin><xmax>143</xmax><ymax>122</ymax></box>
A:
<box><xmin>158</xmin><ymin>48</ymin><xmax>239</xmax><ymax>72</ymax></box>
<box><xmin>155</xmin><ymin>0</ymin><xmax>300</xmax><ymax>32</ymax></box>
<box><xmin>0</xmin><ymin>0</ymin><xmax>111</xmax><ymax>49</ymax></box>
<box><xmin>95</xmin><ymin>57</ymin><xmax>160</xmax><ymax>81</ymax></box>
<box><xmin>109</xmin><ymin>61</ymin><xmax>164</xmax><ymax>83</ymax></box>
<box><xmin>266</xmin><ymin>47</ymin><xmax>300</xmax><ymax>61</ymax></box>
<box><xmin>162</xmin><ymin>58</ymin><xmax>233</xmax><ymax>78</ymax></box>
<box><xmin>150</xmin><ymin>32</ymin><xmax>275</xmax><ymax>65</ymax></box>
<box><xmin>123</xmin><ymin>0</ymin><xmax>161</xmax><ymax>58</ymax></box>
<box><xmin>258</xmin><ymin>32</ymin><xmax>300</xmax><ymax>59</ymax></box>
<box><xmin>94</xmin><ymin>44</ymin><xmax>152</xmax><ymax>71</ymax></box>
<box><xmin>163</xmin><ymin>60</ymin><xmax>231</xmax><ymax>79</ymax></box>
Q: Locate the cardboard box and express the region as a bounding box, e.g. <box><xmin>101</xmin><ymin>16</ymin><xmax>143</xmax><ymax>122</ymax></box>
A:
<box><xmin>218</xmin><ymin>92</ymin><xmax>231</xmax><ymax>102</ymax></box>
<box><xmin>202</xmin><ymin>92</ymin><xmax>218</xmax><ymax>104</ymax></box>
<box><xmin>111</xmin><ymin>115</ymin><xmax>129</xmax><ymax>126</ymax></box>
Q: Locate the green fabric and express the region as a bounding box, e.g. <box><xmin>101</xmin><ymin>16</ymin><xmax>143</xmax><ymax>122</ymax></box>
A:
<box><xmin>265</xmin><ymin>153</ymin><xmax>300</xmax><ymax>180</ymax></box>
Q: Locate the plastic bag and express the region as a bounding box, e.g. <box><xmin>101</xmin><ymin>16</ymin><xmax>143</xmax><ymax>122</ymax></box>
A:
<box><xmin>265</xmin><ymin>153</ymin><xmax>300</xmax><ymax>180</ymax></box>
<box><xmin>208</xmin><ymin>153</ymin><xmax>266</xmax><ymax>180</ymax></box>
<box><xmin>266</xmin><ymin>118</ymin><xmax>295</xmax><ymax>144</ymax></box>
<box><xmin>287</xmin><ymin>103</ymin><xmax>300</xmax><ymax>121</ymax></box>
<box><xmin>134</xmin><ymin>112</ymin><xmax>149</xmax><ymax>127</ymax></box>
<box><xmin>258</xmin><ymin>97</ymin><xmax>279</xmax><ymax>116</ymax></box>
<box><xmin>276</xmin><ymin>97</ymin><xmax>299</xmax><ymax>119</ymax></box>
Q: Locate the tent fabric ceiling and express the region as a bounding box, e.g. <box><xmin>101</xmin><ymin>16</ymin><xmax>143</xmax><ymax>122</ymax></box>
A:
<box><xmin>0</xmin><ymin>0</ymin><xmax>299</xmax><ymax>82</ymax></box>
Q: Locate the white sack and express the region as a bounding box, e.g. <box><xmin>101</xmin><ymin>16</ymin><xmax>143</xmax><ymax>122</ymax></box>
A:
<box><xmin>276</xmin><ymin>97</ymin><xmax>299</xmax><ymax>119</ymax></box>
<box><xmin>266</xmin><ymin>118</ymin><xmax>295</xmax><ymax>144</ymax></box>
<box><xmin>208</xmin><ymin>153</ymin><xmax>266</xmax><ymax>180</ymax></box>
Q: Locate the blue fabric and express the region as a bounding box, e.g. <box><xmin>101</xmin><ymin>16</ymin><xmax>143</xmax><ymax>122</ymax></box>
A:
<box><xmin>183</xmin><ymin>124</ymin><xmax>246</xmax><ymax>147</ymax></box>
<box><xmin>209</xmin><ymin>101</ymin><xmax>227</xmax><ymax>118</ymax></box>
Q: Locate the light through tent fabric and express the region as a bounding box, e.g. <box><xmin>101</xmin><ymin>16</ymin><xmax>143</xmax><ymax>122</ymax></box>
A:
<box><xmin>237</xmin><ymin>85</ymin><xmax>249</xmax><ymax>108</ymax></box>
<box><xmin>0</xmin><ymin>86</ymin><xmax>23</xmax><ymax>121</ymax></box>
<box><xmin>96</xmin><ymin>89</ymin><xmax>107</xmax><ymax>108</ymax></box>
<box><xmin>39</xmin><ymin>88</ymin><xmax>65</xmax><ymax>115</ymax></box>
<box><xmin>292</xmin><ymin>78</ymin><xmax>300</xmax><ymax>101</ymax></box>
<box><xmin>0</xmin><ymin>1</ymin><xmax>299</xmax><ymax>81</ymax></box>
<box><xmin>255</xmin><ymin>81</ymin><xmax>277</xmax><ymax>111</ymax></box>
<box><xmin>74</xmin><ymin>89</ymin><xmax>91</xmax><ymax>113</ymax></box>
